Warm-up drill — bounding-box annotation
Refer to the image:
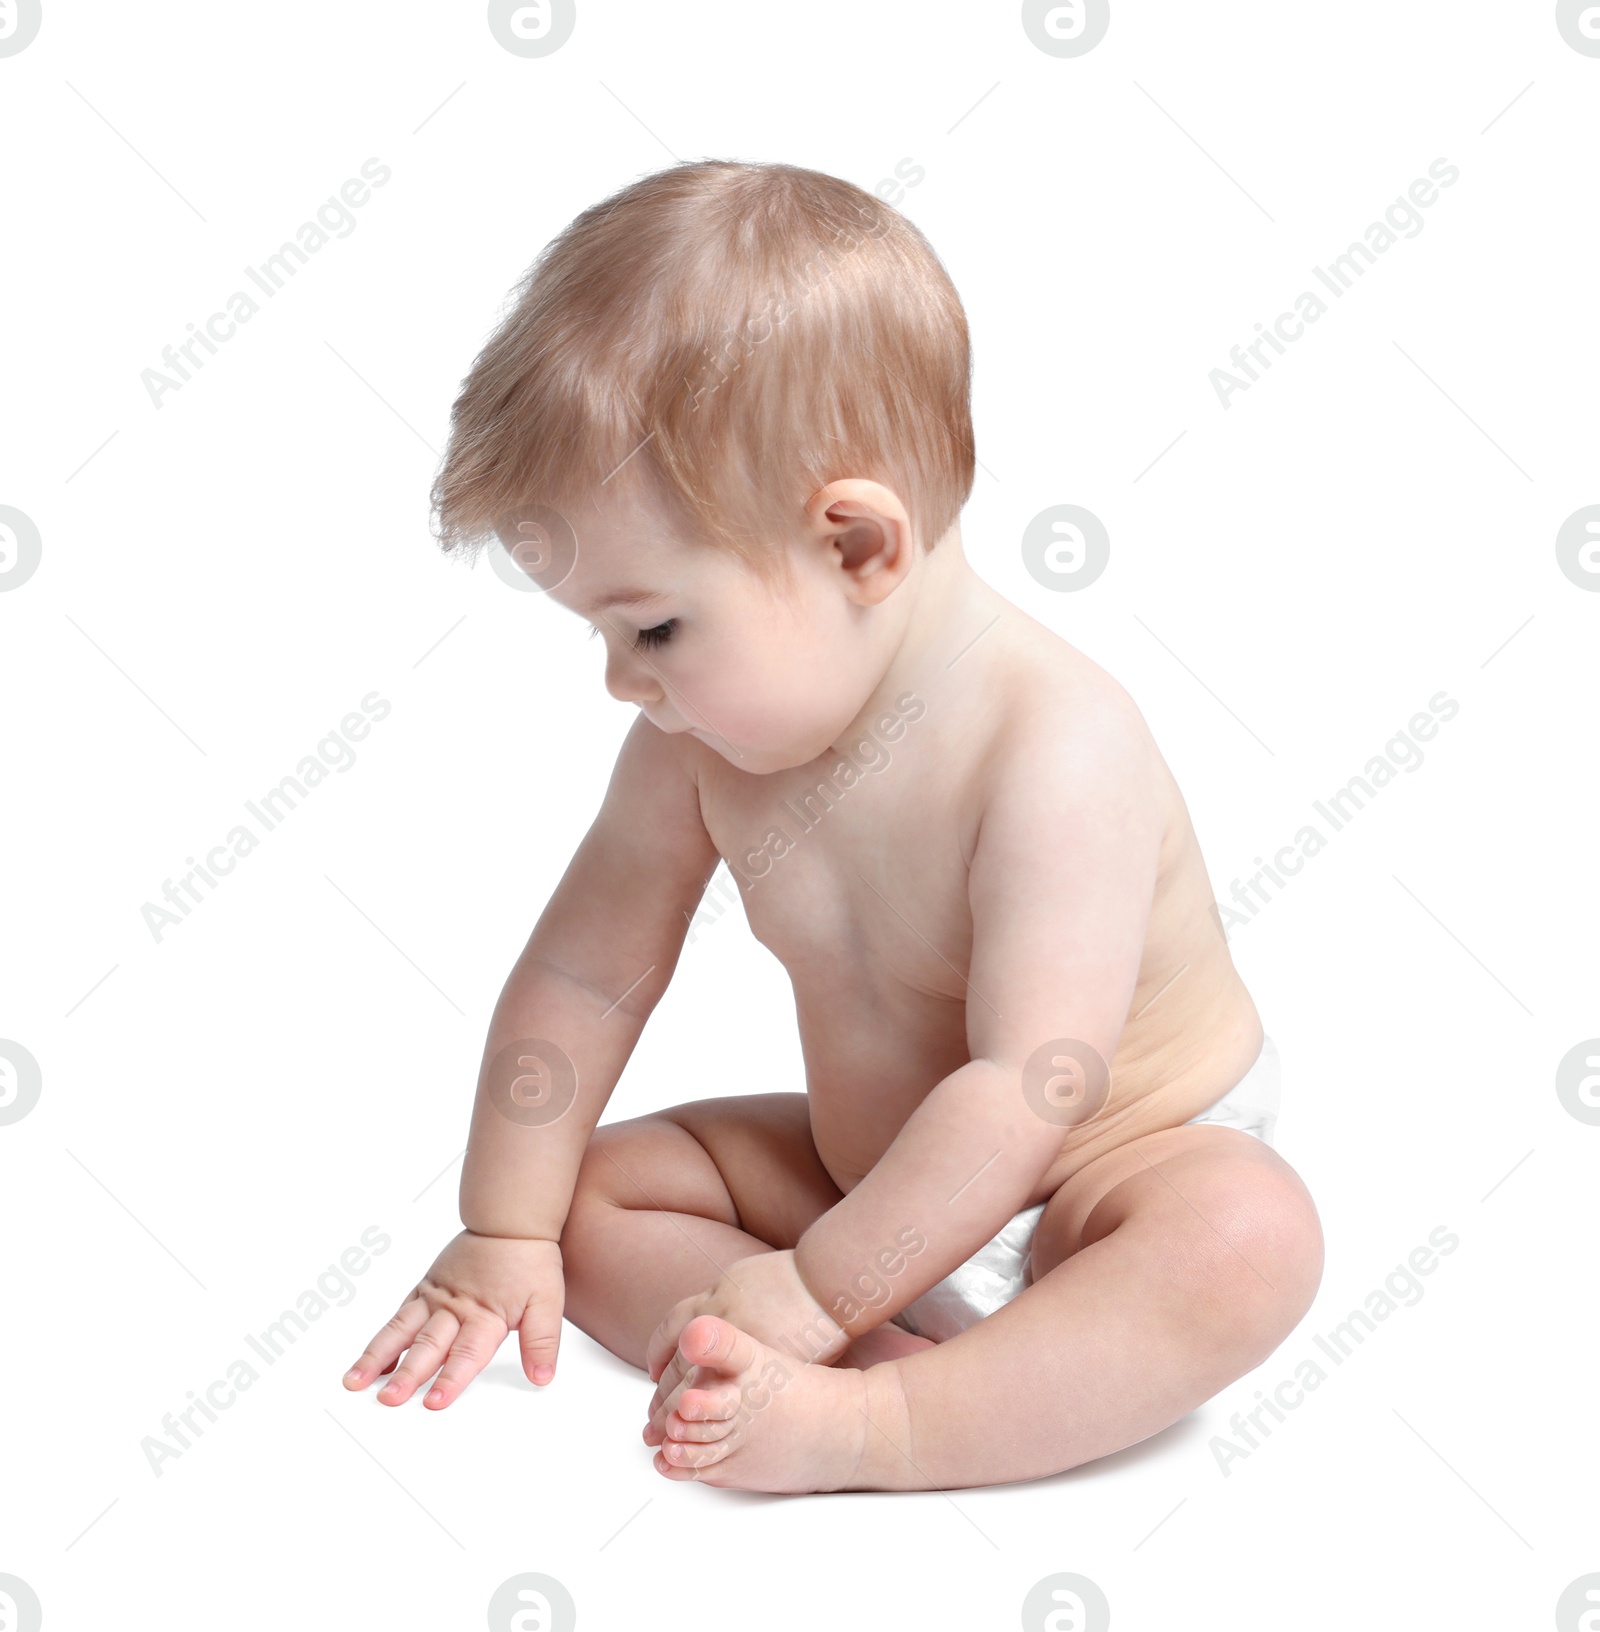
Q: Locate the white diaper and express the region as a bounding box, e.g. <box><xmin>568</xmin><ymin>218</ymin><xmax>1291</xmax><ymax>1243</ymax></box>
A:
<box><xmin>888</xmin><ymin>1035</ymin><xmax>1283</xmax><ymax>1343</ymax></box>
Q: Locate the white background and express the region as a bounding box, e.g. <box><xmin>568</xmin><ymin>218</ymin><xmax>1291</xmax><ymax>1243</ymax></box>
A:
<box><xmin>2</xmin><ymin>2</ymin><xmax>1595</xmax><ymax>1628</ymax></box>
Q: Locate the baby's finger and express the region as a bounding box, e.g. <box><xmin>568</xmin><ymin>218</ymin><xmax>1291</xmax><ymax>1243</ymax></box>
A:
<box><xmin>518</xmin><ymin>1282</ymin><xmax>564</xmax><ymax>1388</ymax></box>
<box><xmin>343</xmin><ymin>1295</ymin><xmax>428</xmax><ymax>1389</ymax></box>
<box><xmin>376</xmin><ymin>1308</ymin><xmax>461</xmax><ymax>1405</ymax></box>
<box><xmin>421</xmin><ymin>1314</ymin><xmax>507</xmax><ymax>1409</ymax></box>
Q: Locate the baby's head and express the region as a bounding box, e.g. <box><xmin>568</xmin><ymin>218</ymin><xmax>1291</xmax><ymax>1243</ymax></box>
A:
<box><xmin>431</xmin><ymin>160</ymin><xmax>974</xmax><ymax>772</ymax></box>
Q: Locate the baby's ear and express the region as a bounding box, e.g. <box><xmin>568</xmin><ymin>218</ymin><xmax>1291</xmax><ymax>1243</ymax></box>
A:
<box><xmin>806</xmin><ymin>480</ymin><xmax>915</xmax><ymax>605</ymax></box>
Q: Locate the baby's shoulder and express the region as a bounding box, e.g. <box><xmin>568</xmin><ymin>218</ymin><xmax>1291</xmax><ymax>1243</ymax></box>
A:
<box><xmin>952</xmin><ymin>619</ymin><xmax>1174</xmax><ymax>870</ymax></box>
<box><xmin>983</xmin><ymin>620</ymin><xmax>1159</xmax><ymax>787</ymax></box>
<box><xmin>960</xmin><ymin>629</ymin><xmax>1175</xmax><ymax>874</ymax></box>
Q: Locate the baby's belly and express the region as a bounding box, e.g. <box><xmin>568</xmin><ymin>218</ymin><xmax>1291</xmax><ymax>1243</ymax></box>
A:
<box><xmin>794</xmin><ymin>989</ymin><xmax>970</xmax><ymax>1194</ymax></box>
<box><xmin>808</xmin><ymin>1092</ymin><xmax>933</xmax><ymax>1194</ymax></box>
<box><xmin>797</xmin><ymin>968</ymin><xmax>1262</xmax><ymax>1196</ymax></box>
<box><xmin>1028</xmin><ymin>1012</ymin><xmax>1266</xmax><ymax>1192</ymax></box>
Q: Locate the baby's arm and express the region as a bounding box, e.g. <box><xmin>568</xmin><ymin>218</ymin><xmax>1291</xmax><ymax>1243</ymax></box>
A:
<box><xmin>345</xmin><ymin>714</ymin><xmax>719</xmax><ymax>1405</ymax></box>
<box><xmin>460</xmin><ymin>721</ymin><xmax>715</xmax><ymax>1240</ymax></box>
<box><xmin>457</xmin><ymin>714</ymin><xmax>718</xmax><ymax>1241</ymax></box>
<box><xmin>792</xmin><ymin>718</ymin><xmax>1166</xmax><ymax>1340</ymax></box>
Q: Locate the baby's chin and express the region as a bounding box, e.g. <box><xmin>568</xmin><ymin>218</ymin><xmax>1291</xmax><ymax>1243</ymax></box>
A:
<box><xmin>688</xmin><ymin>726</ymin><xmax>829</xmax><ymax>776</ymax></box>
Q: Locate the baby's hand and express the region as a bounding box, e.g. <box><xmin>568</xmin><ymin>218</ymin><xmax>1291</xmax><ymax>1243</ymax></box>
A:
<box><xmin>642</xmin><ymin>1249</ymin><xmax>844</xmax><ymax>1427</ymax></box>
<box><xmin>342</xmin><ymin>1229</ymin><xmax>564</xmax><ymax>1408</ymax></box>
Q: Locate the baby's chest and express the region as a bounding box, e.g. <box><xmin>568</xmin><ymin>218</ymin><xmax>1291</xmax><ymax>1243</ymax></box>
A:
<box><xmin>700</xmin><ymin>760</ymin><xmax>975</xmax><ymax>1002</ymax></box>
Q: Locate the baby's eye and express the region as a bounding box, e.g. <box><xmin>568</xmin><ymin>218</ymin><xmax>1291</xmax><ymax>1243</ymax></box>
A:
<box><xmin>634</xmin><ymin>619</ymin><xmax>676</xmax><ymax>650</ymax></box>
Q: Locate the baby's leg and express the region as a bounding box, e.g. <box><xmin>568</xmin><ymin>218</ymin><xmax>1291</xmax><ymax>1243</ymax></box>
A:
<box><xmin>646</xmin><ymin>1124</ymin><xmax>1322</xmax><ymax>1491</ymax></box>
<box><xmin>560</xmin><ymin>1091</ymin><xmax>931</xmax><ymax>1370</ymax></box>
<box><xmin>858</xmin><ymin>1126</ymin><xmax>1324</xmax><ymax>1490</ymax></box>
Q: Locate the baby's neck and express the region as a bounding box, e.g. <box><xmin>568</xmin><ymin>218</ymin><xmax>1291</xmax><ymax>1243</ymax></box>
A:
<box><xmin>826</xmin><ymin>525</ymin><xmax>992</xmax><ymax>761</ymax></box>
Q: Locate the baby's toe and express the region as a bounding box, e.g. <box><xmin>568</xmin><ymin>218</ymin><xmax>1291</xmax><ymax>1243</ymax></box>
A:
<box><xmin>660</xmin><ymin>1436</ymin><xmax>731</xmax><ymax>1471</ymax></box>
<box><xmin>665</xmin><ymin>1407</ymin><xmax>738</xmax><ymax>1444</ymax></box>
<box><xmin>652</xmin><ymin>1448</ymin><xmax>700</xmax><ymax>1480</ymax></box>
<box><xmin>677</xmin><ymin>1381</ymin><xmax>739</xmax><ymax>1422</ymax></box>
<box><xmin>643</xmin><ymin>1378</ymin><xmax>736</xmax><ymax>1446</ymax></box>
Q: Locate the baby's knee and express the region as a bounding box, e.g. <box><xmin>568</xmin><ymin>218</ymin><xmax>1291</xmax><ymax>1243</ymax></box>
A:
<box><xmin>1196</xmin><ymin>1156</ymin><xmax>1325</xmax><ymax>1347</ymax></box>
<box><xmin>559</xmin><ymin>1126</ymin><xmax>641</xmax><ymax>1252</ymax></box>
<box><xmin>560</xmin><ymin>1114</ymin><xmax>700</xmax><ymax>1254</ymax></box>
<box><xmin>567</xmin><ymin>1117</ymin><xmax>666</xmax><ymax>1212</ymax></box>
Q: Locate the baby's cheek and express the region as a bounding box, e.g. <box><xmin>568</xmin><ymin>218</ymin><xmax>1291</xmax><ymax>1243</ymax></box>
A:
<box><xmin>709</xmin><ymin>662</ymin><xmax>807</xmax><ymax>738</ymax></box>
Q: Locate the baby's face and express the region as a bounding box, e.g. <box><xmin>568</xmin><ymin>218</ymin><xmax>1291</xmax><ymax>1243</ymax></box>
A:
<box><xmin>525</xmin><ymin>483</ymin><xmax>905</xmax><ymax>775</ymax></box>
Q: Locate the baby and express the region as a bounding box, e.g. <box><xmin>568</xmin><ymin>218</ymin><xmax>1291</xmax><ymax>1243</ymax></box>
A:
<box><xmin>340</xmin><ymin>159</ymin><xmax>1324</xmax><ymax>1493</ymax></box>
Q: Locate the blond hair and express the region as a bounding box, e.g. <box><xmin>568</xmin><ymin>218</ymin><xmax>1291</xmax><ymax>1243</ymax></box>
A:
<box><xmin>429</xmin><ymin>160</ymin><xmax>974</xmax><ymax>586</ymax></box>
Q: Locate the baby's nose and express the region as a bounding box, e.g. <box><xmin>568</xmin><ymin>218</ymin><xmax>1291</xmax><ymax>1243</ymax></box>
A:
<box><xmin>604</xmin><ymin>648</ymin><xmax>663</xmax><ymax>708</ymax></box>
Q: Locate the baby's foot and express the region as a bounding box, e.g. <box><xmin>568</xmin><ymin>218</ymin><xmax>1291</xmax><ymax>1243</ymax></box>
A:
<box><xmin>835</xmin><ymin>1325</ymin><xmax>937</xmax><ymax>1368</ymax></box>
<box><xmin>643</xmin><ymin>1314</ymin><xmax>902</xmax><ymax>1493</ymax></box>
